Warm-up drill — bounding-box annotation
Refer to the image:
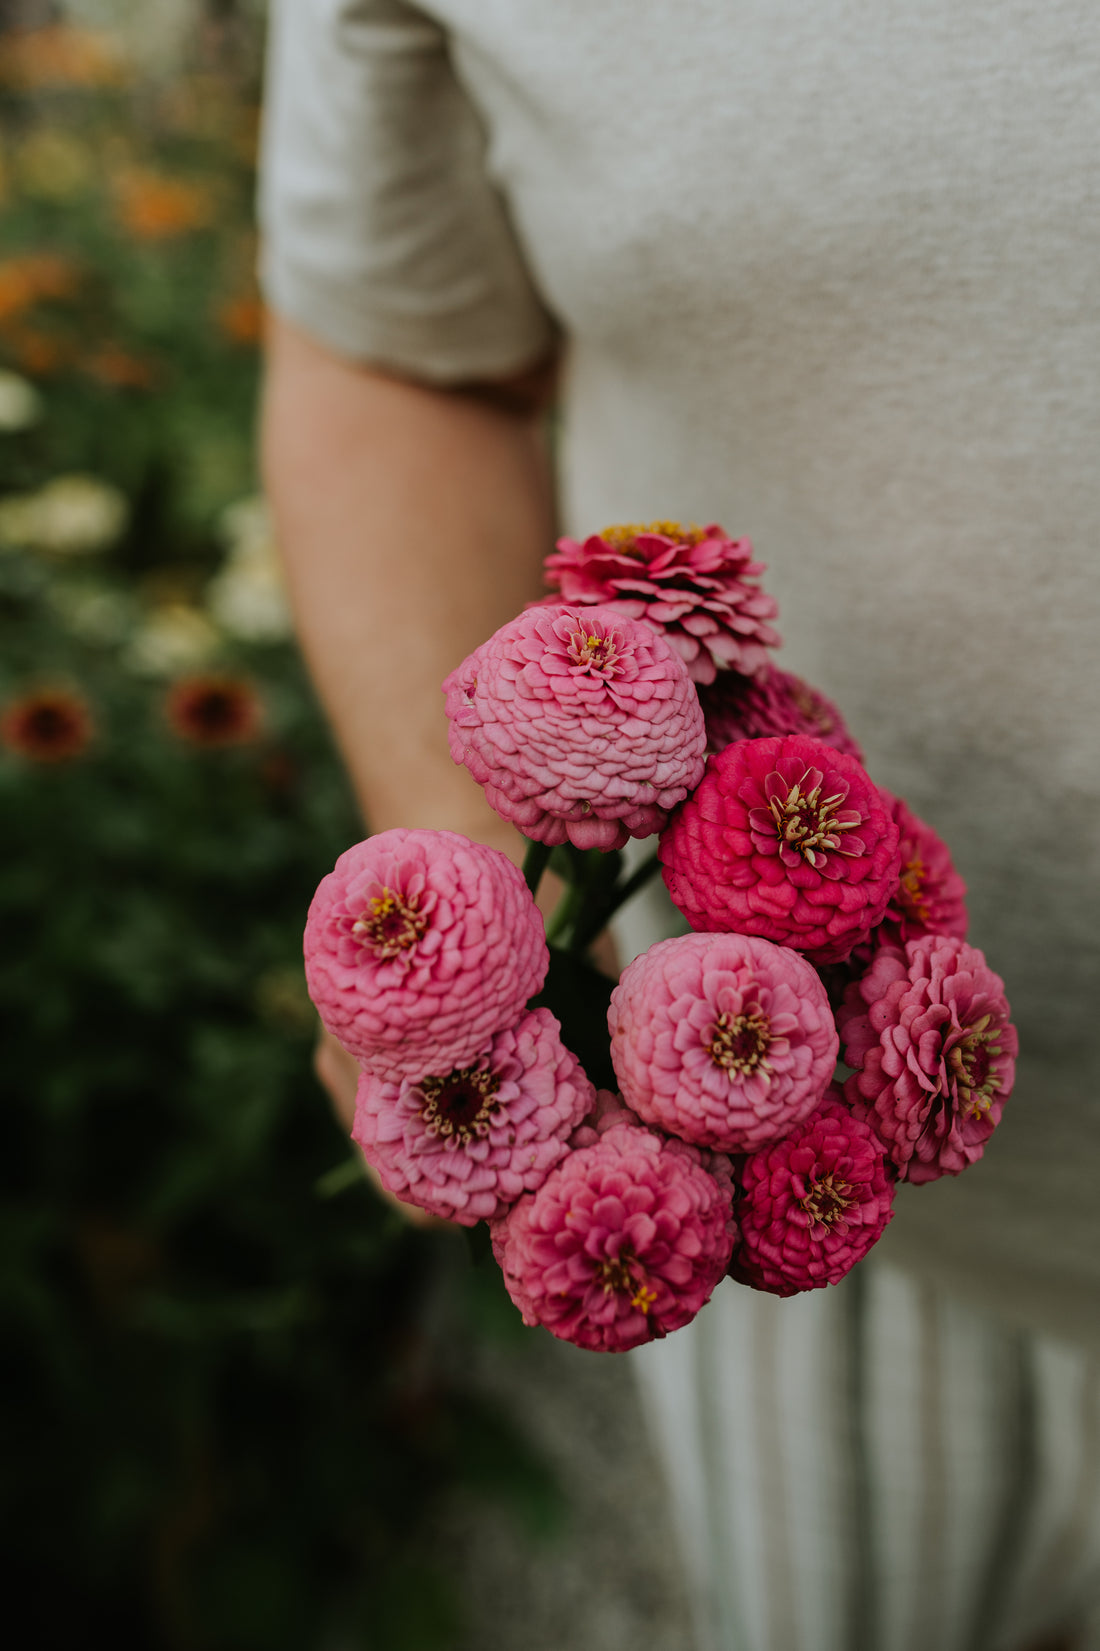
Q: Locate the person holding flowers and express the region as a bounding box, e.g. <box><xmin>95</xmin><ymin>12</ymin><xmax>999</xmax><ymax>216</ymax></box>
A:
<box><xmin>259</xmin><ymin>3</ymin><xmax>1100</xmax><ymax>1647</ymax></box>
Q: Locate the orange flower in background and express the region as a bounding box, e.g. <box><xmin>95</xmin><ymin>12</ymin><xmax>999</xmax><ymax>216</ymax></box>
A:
<box><xmin>0</xmin><ymin>26</ymin><xmax>128</xmax><ymax>92</ymax></box>
<box><xmin>0</xmin><ymin>253</ymin><xmax>81</xmax><ymax>324</ymax></box>
<box><xmin>5</xmin><ymin>328</ymin><xmax>73</xmax><ymax>377</ymax></box>
<box><xmin>82</xmin><ymin>344</ymin><xmax>157</xmax><ymax>391</ymax></box>
<box><xmin>217</xmin><ymin>293</ymin><xmax>265</xmax><ymax>347</ymax></box>
<box><xmin>165</xmin><ymin>675</ymin><xmax>263</xmax><ymax>748</ymax></box>
<box><xmin>115</xmin><ymin>171</ymin><xmax>215</xmax><ymax>241</ymax></box>
<box><xmin>1</xmin><ymin>687</ymin><xmax>94</xmax><ymax>763</ymax></box>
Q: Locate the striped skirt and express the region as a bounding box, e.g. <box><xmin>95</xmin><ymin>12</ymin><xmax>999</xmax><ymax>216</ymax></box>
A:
<box><xmin>631</xmin><ymin>1263</ymin><xmax>1100</xmax><ymax>1651</ymax></box>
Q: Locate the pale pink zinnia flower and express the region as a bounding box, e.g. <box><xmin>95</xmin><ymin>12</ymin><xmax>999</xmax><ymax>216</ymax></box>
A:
<box><xmin>304</xmin><ymin>829</ymin><xmax>547</xmax><ymax>1080</ymax></box>
<box><xmin>698</xmin><ymin>663</ymin><xmax>864</xmax><ymax>762</ymax></box>
<box><xmin>491</xmin><ymin>1118</ymin><xmax>735</xmax><ymax>1352</ymax></box>
<box><xmin>659</xmin><ymin>735</ymin><xmax>901</xmax><ymax>964</ymax></box>
<box><xmin>838</xmin><ymin>935</ymin><xmax>1017</xmax><ymax>1183</ymax></box>
<box><xmin>608</xmin><ymin>933</ymin><xmax>838</xmax><ymax>1151</ymax></box>
<box><xmin>352</xmin><ymin>1009</ymin><xmax>594</xmax><ymax>1225</ymax></box>
<box><xmin>729</xmin><ymin>1091</ymin><xmax>896</xmax><ymax>1296</ymax></box>
<box><xmin>444</xmin><ymin>604</ymin><xmax>706</xmax><ymax>851</ymax></box>
<box><xmin>541</xmin><ymin>521</ymin><xmax>780</xmax><ymax>685</ymax></box>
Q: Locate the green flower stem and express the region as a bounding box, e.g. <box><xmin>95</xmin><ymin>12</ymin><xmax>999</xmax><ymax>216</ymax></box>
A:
<box><xmin>522</xmin><ymin>837</ymin><xmax>553</xmax><ymax>896</ymax></box>
<box><xmin>570</xmin><ymin>849</ymin><xmax>662</xmax><ymax>954</ymax></box>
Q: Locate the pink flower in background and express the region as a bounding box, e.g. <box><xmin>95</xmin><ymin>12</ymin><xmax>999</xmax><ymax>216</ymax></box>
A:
<box><xmin>660</xmin><ymin>735</ymin><xmax>901</xmax><ymax>964</ymax></box>
<box><xmin>839</xmin><ymin>935</ymin><xmax>1017</xmax><ymax>1183</ymax></box>
<box><xmin>304</xmin><ymin>829</ymin><xmax>547</xmax><ymax>1079</ymax></box>
<box><xmin>608</xmin><ymin>933</ymin><xmax>837</xmax><ymax>1151</ymax></box>
<box><xmin>541</xmin><ymin>521</ymin><xmax>780</xmax><ymax>684</ymax></box>
<box><xmin>492</xmin><ymin>1118</ymin><xmax>735</xmax><ymax>1352</ymax></box>
<box><xmin>352</xmin><ymin>1009</ymin><xmax>594</xmax><ymax>1225</ymax></box>
<box><xmin>729</xmin><ymin>1091</ymin><xmax>895</xmax><ymax>1296</ymax></box>
<box><xmin>698</xmin><ymin>663</ymin><xmax>864</xmax><ymax>762</ymax></box>
<box><xmin>444</xmin><ymin>604</ymin><xmax>706</xmax><ymax>851</ymax></box>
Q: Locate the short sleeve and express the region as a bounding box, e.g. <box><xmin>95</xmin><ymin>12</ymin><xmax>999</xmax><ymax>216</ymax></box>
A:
<box><xmin>258</xmin><ymin>0</ymin><xmax>556</xmax><ymax>381</ymax></box>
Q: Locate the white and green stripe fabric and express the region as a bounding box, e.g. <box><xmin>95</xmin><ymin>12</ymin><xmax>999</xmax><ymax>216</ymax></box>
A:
<box><xmin>633</xmin><ymin>1267</ymin><xmax>1100</xmax><ymax>1651</ymax></box>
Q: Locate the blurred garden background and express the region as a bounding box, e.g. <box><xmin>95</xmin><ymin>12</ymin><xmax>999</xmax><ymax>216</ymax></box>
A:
<box><xmin>0</xmin><ymin>4</ymin><xmax>692</xmax><ymax>1648</ymax></box>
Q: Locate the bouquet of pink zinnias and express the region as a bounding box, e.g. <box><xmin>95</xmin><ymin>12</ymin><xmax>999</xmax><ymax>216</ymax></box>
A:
<box><xmin>304</xmin><ymin>522</ymin><xmax>1017</xmax><ymax>1352</ymax></box>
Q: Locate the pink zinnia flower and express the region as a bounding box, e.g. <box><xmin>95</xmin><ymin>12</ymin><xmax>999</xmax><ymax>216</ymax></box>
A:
<box><xmin>444</xmin><ymin>604</ymin><xmax>706</xmax><ymax>851</ymax></box>
<box><xmin>878</xmin><ymin>793</ymin><xmax>968</xmax><ymax>947</ymax></box>
<box><xmin>838</xmin><ymin>935</ymin><xmax>1017</xmax><ymax>1183</ymax></box>
<box><xmin>729</xmin><ymin>1091</ymin><xmax>896</xmax><ymax>1296</ymax></box>
<box><xmin>659</xmin><ymin>735</ymin><xmax>901</xmax><ymax>965</ymax></box>
<box><xmin>492</xmin><ymin>1118</ymin><xmax>736</xmax><ymax>1352</ymax></box>
<box><xmin>352</xmin><ymin>1008</ymin><xmax>594</xmax><ymax>1225</ymax></box>
<box><xmin>608</xmin><ymin>933</ymin><xmax>838</xmax><ymax>1151</ymax></box>
<box><xmin>541</xmin><ymin>521</ymin><xmax>780</xmax><ymax>685</ymax></box>
<box><xmin>304</xmin><ymin>829</ymin><xmax>547</xmax><ymax>1080</ymax></box>
<box><xmin>697</xmin><ymin>664</ymin><xmax>864</xmax><ymax>762</ymax></box>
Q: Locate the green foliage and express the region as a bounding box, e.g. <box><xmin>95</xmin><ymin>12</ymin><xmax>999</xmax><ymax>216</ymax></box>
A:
<box><xmin>0</xmin><ymin>18</ymin><xmax>558</xmax><ymax>1649</ymax></box>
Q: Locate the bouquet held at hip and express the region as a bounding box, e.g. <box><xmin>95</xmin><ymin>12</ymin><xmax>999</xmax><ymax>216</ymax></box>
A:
<box><xmin>304</xmin><ymin>522</ymin><xmax>1017</xmax><ymax>1353</ymax></box>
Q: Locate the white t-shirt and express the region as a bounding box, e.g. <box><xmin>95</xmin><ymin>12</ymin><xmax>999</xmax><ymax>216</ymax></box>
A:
<box><xmin>260</xmin><ymin>0</ymin><xmax>1100</xmax><ymax>1346</ymax></box>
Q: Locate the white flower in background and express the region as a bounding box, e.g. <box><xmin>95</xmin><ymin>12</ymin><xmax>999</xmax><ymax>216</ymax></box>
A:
<box><xmin>0</xmin><ymin>474</ymin><xmax>128</xmax><ymax>554</ymax></box>
<box><xmin>125</xmin><ymin>602</ymin><xmax>221</xmax><ymax>677</ymax></box>
<box><xmin>50</xmin><ymin>581</ymin><xmax>134</xmax><ymax>645</ymax></box>
<box><xmin>0</xmin><ymin>370</ymin><xmax>43</xmax><ymax>433</ymax></box>
<box><xmin>206</xmin><ymin>492</ymin><xmax>293</xmax><ymax>643</ymax></box>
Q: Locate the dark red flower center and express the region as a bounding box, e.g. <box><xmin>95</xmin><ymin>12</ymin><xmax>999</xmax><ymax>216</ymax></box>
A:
<box><xmin>2</xmin><ymin>691</ymin><xmax>91</xmax><ymax>760</ymax></box>
<box><xmin>190</xmin><ymin>688</ymin><xmax>244</xmax><ymax>733</ymax></box>
<box><xmin>352</xmin><ymin>887</ymin><xmax>428</xmax><ymax>960</ymax></box>
<box><xmin>596</xmin><ymin>1249</ymin><xmax>657</xmax><ymax>1314</ymax></box>
<box><xmin>707</xmin><ymin>1009</ymin><xmax>771</xmax><ymax>1076</ymax></box>
<box><xmin>758</xmin><ymin>764</ymin><xmax>865</xmax><ymax>869</ymax></box>
<box><xmin>420</xmin><ymin>1067</ymin><xmax>500</xmax><ymax>1141</ymax></box>
<box><xmin>947</xmin><ymin>1015</ymin><xmax>1004</xmax><ymax>1118</ymax></box>
<box><xmin>800</xmin><ymin>1172</ymin><xmax>853</xmax><ymax>1230</ymax></box>
<box><xmin>25</xmin><ymin>704</ymin><xmax>79</xmax><ymax>743</ymax></box>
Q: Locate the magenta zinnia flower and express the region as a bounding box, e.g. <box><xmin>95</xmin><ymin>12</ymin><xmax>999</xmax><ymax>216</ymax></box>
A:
<box><xmin>541</xmin><ymin>521</ymin><xmax>780</xmax><ymax>685</ymax></box>
<box><xmin>729</xmin><ymin>1092</ymin><xmax>896</xmax><ymax>1296</ymax></box>
<box><xmin>444</xmin><ymin>604</ymin><xmax>706</xmax><ymax>851</ymax></box>
<box><xmin>491</xmin><ymin>1119</ymin><xmax>736</xmax><ymax>1352</ymax></box>
<box><xmin>352</xmin><ymin>1008</ymin><xmax>594</xmax><ymax>1225</ymax></box>
<box><xmin>304</xmin><ymin>829</ymin><xmax>547</xmax><ymax>1079</ymax></box>
<box><xmin>839</xmin><ymin>935</ymin><xmax>1017</xmax><ymax>1183</ymax></box>
<box><xmin>698</xmin><ymin>663</ymin><xmax>863</xmax><ymax>761</ymax></box>
<box><xmin>660</xmin><ymin>735</ymin><xmax>901</xmax><ymax>964</ymax></box>
<box><xmin>608</xmin><ymin>933</ymin><xmax>838</xmax><ymax>1151</ymax></box>
<box><xmin>877</xmin><ymin>793</ymin><xmax>968</xmax><ymax>947</ymax></box>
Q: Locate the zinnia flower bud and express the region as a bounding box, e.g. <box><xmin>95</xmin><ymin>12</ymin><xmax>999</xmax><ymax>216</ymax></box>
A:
<box><xmin>838</xmin><ymin>935</ymin><xmax>1017</xmax><ymax>1183</ymax></box>
<box><xmin>304</xmin><ymin>829</ymin><xmax>548</xmax><ymax>1080</ymax></box>
<box><xmin>352</xmin><ymin>1009</ymin><xmax>594</xmax><ymax>1225</ymax></box>
<box><xmin>491</xmin><ymin>1119</ymin><xmax>736</xmax><ymax>1352</ymax></box>
<box><xmin>659</xmin><ymin>735</ymin><xmax>901</xmax><ymax>964</ymax></box>
<box><xmin>608</xmin><ymin>933</ymin><xmax>838</xmax><ymax>1151</ymax></box>
<box><xmin>541</xmin><ymin>521</ymin><xmax>780</xmax><ymax>684</ymax></box>
<box><xmin>729</xmin><ymin>1091</ymin><xmax>895</xmax><ymax>1296</ymax></box>
<box><xmin>444</xmin><ymin>604</ymin><xmax>706</xmax><ymax>851</ymax></box>
<box><xmin>697</xmin><ymin>663</ymin><xmax>863</xmax><ymax>761</ymax></box>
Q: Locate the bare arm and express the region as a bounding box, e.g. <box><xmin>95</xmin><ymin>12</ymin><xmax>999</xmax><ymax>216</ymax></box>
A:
<box><xmin>261</xmin><ymin>315</ymin><xmax>559</xmax><ymax>1150</ymax></box>
<box><xmin>260</xmin><ymin>313</ymin><xmax>556</xmax><ymax>853</ymax></box>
